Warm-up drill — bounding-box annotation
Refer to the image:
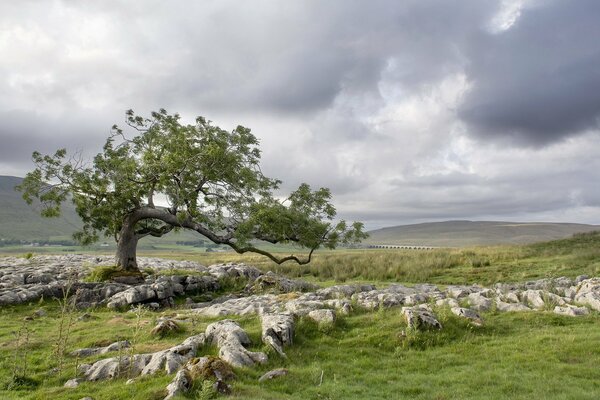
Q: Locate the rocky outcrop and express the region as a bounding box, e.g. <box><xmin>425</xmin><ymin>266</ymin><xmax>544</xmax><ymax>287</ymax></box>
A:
<box><xmin>205</xmin><ymin>320</ymin><xmax>267</xmax><ymax>368</ymax></box>
<box><xmin>80</xmin><ymin>334</ymin><xmax>206</xmax><ymax>381</ymax></box>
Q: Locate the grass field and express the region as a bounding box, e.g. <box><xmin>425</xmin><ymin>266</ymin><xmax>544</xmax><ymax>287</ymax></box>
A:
<box><xmin>1</xmin><ymin>232</ymin><xmax>600</xmax><ymax>399</ymax></box>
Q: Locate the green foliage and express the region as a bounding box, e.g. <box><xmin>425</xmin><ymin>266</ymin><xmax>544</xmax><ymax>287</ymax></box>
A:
<box><xmin>16</xmin><ymin>109</ymin><xmax>366</xmax><ymax>267</ymax></box>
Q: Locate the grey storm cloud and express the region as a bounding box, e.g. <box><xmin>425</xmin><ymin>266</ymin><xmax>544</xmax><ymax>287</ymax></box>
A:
<box><xmin>1</xmin><ymin>0</ymin><xmax>600</xmax><ymax>228</ymax></box>
<box><xmin>459</xmin><ymin>0</ymin><xmax>600</xmax><ymax>146</ymax></box>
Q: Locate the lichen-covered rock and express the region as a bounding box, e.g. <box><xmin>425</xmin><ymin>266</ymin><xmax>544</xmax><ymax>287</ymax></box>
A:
<box><xmin>151</xmin><ymin>319</ymin><xmax>182</xmax><ymax>337</ymax></box>
<box><xmin>436</xmin><ymin>298</ymin><xmax>460</xmax><ymax>308</ymax></box>
<box><xmin>207</xmin><ymin>263</ymin><xmax>263</xmax><ymax>281</ymax></box>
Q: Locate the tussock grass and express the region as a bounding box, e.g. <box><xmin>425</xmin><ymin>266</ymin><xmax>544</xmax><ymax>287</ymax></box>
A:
<box><xmin>154</xmin><ymin>231</ymin><xmax>600</xmax><ymax>285</ymax></box>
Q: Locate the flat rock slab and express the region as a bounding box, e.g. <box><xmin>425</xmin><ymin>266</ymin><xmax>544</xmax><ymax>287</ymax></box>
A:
<box><xmin>259</xmin><ymin>368</ymin><xmax>289</xmax><ymax>382</ymax></box>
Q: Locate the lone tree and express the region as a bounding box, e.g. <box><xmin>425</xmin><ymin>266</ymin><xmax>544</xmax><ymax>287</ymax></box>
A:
<box><xmin>18</xmin><ymin>109</ymin><xmax>366</xmax><ymax>272</ymax></box>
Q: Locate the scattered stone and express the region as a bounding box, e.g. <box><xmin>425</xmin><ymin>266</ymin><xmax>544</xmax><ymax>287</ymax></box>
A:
<box><xmin>451</xmin><ymin>307</ymin><xmax>483</xmax><ymax>326</ymax></box>
<box><xmin>71</xmin><ymin>340</ymin><xmax>131</xmax><ymax>358</ymax></box>
<box><xmin>307</xmin><ymin>309</ymin><xmax>336</xmax><ymax>327</ymax></box>
<box><xmin>151</xmin><ymin>319</ymin><xmax>182</xmax><ymax>337</ymax></box>
<box><xmin>259</xmin><ymin>368</ymin><xmax>289</xmax><ymax>382</ymax></box>
<box><xmin>261</xmin><ymin>312</ymin><xmax>294</xmax><ymax>357</ymax></box>
<box><xmin>521</xmin><ymin>290</ymin><xmax>546</xmax><ymax>309</ymax></box>
<box><xmin>436</xmin><ymin>298</ymin><xmax>459</xmax><ymax>308</ymax></box>
<box><xmin>402</xmin><ymin>305</ymin><xmax>442</xmax><ymax>330</ymax></box>
<box><xmin>554</xmin><ymin>304</ymin><xmax>590</xmax><ymax>317</ymax></box>
<box><xmin>64</xmin><ymin>378</ymin><xmax>82</xmax><ymax>388</ymax></box>
<box><xmin>496</xmin><ymin>300</ymin><xmax>532</xmax><ymax>312</ymax></box>
<box><xmin>33</xmin><ymin>308</ymin><xmax>47</xmax><ymax>317</ymax></box>
<box><xmin>468</xmin><ymin>293</ymin><xmax>492</xmax><ymax>311</ymax></box>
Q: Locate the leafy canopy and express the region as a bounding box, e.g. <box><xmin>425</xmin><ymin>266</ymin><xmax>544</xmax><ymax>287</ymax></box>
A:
<box><xmin>18</xmin><ymin>109</ymin><xmax>367</xmax><ymax>263</ymax></box>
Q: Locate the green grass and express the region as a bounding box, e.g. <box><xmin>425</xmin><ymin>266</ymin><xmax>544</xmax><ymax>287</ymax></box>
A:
<box><xmin>2</xmin><ymin>232</ymin><xmax>600</xmax><ymax>399</ymax></box>
<box><xmin>1</xmin><ymin>302</ymin><xmax>600</xmax><ymax>399</ymax></box>
<box><xmin>141</xmin><ymin>231</ymin><xmax>600</xmax><ymax>286</ymax></box>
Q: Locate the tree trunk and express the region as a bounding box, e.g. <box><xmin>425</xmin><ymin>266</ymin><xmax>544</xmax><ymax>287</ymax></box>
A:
<box><xmin>115</xmin><ymin>216</ymin><xmax>140</xmax><ymax>272</ymax></box>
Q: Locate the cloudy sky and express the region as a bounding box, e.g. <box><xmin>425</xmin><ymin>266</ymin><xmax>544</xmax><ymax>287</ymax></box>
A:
<box><xmin>1</xmin><ymin>0</ymin><xmax>600</xmax><ymax>229</ymax></box>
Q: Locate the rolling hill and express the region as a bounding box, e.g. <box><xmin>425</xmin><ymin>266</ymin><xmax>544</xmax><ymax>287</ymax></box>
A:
<box><xmin>365</xmin><ymin>220</ymin><xmax>600</xmax><ymax>247</ymax></box>
<box><xmin>2</xmin><ymin>176</ymin><xmax>599</xmax><ymax>248</ymax></box>
<box><xmin>0</xmin><ymin>176</ymin><xmax>200</xmax><ymax>246</ymax></box>
<box><xmin>0</xmin><ymin>175</ymin><xmax>83</xmax><ymax>241</ymax></box>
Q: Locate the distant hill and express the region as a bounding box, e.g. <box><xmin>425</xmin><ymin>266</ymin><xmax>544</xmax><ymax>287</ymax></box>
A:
<box><xmin>366</xmin><ymin>220</ymin><xmax>600</xmax><ymax>247</ymax></box>
<box><xmin>0</xmin><ymin>176</ymin><xmax>200</xmax><ymax>245</ymax></box>
<box><xmin>0</xmin><ymin>175</ymin><xmax>83</xmax><ymax>241</ymax></box>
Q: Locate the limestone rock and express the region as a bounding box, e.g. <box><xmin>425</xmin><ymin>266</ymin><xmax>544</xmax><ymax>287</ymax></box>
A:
<box><xmin>451</xmin><ymin>307</ymin><xmax>483</xmax><ymax>326</ymax></box>
<box><xmin>259</xmin><ymin>368</ymin><xmax>289</xmax><ymax>382</ymax></box>
<box><xmin>554</xmin><ymin>304</ymin><xmax>589</xmax><ymax>317</ymax></box>
<box><xmin>205</xmin><ymin>320</ymin><xmax>267</xmax><ymax>368</ymax></box>
<box><xmin>307</xmin><ymin>309</ymin><xmax>336</xmax><ymax>327</ymax></box>
<box><xmin>64</xmin><ymin>378</ymin><xmax>82</xmax><ymax>388</ymax></box>
<box><xmin>82</xmin><ymin>334</ymin><xmax>205</xmax><ymax>381</ymax></box>
<box><xmin>261</xmin><ymin>313</ymin><xmax>294</xmax><ymax>357</ymax></box>
<box><xmin>521</xmin><ymin>290</ymin><xmax>546</xmax><ymax>309</ymax></box>
<box><xmin>151</xmin><ymin>319</ymin><xmax>181</xmax><ymax>337</ymax></box>
<box><xmin>402</xmin><ymin>305</ymin><xmax>442</xmax><ymax>330</ymax></box>
<box><xmin>71</xmin><ymin>340</ymin><xmax>130</xmax><ymax>358</ymax></box>
<box><xmin>246</xmin><ymin>271</ymin><xmax>318</xmax><ymax>294</ymax></box>
<box><xmin>496</xmin><ymin>300</ymin><xmax>531</xmax><ymax>312</ymax></box>
<box><xmin>436</xmin><ymin>298</ymin><xmax>459</xmax><ymax>308</ymax></box>
<box><xmin>164</xmin><ymin>369</ymin><xmax>191</xmax><ymax>400</ymax></box>
<box><xmin>468</xmin><ymin>293</ymin><xmax>492</xmax><ymax>311</ymax></box>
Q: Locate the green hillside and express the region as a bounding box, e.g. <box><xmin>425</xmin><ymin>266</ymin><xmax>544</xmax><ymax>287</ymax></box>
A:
<box><xmin>0</xmin><ymin>175</ymin><xmax>83</xmax><ymax>242</ymax></box>
<box><xmin>0</xmin><ymin>176</ymin><xmax>202</xmax><ymax>247</ymax></box>
<box><xmin>366</xmin><ymin>220</ymin><xmax>600</xmax><ymax>247</ymax></box>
